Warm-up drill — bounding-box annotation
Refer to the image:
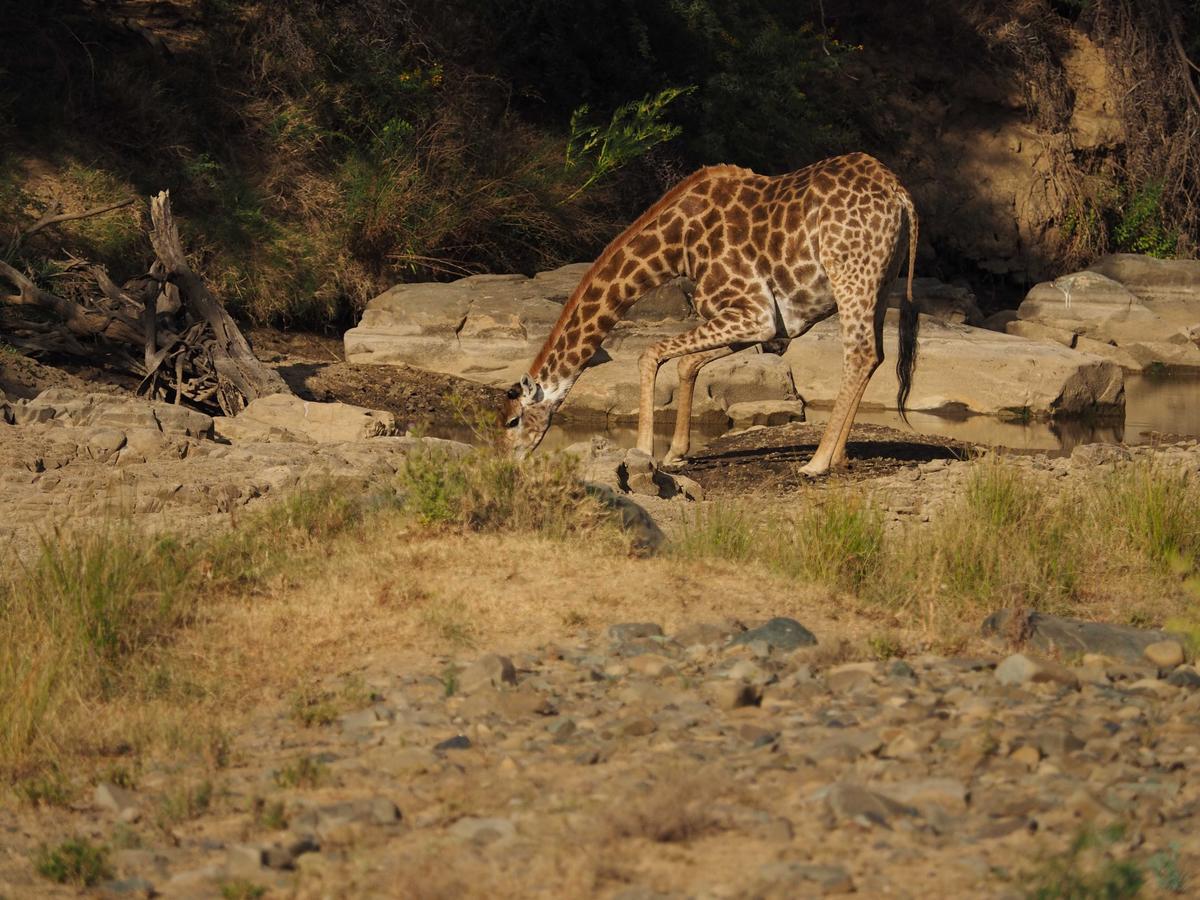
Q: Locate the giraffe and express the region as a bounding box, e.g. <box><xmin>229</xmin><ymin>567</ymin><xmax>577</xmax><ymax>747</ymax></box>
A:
<box><xmin>498</xmin><ymin>152</ymin><xmax>919</xmax><ymax>475</ymax></box>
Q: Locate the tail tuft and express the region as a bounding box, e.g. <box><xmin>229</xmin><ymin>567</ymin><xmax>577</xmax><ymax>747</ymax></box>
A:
<box><xmin>895</xmin><ymin>188</ymin><xmax>919</xmax><ymax>424</ymax></box>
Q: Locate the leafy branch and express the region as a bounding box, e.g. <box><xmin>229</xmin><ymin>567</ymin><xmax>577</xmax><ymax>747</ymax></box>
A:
<box><xmin>564</xmin><ymin>86</ymin><xmax>695</xmax><ymax>200</ymax></box>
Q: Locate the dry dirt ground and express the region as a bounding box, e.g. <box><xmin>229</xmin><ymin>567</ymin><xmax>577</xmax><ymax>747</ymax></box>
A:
<box><xmin>2</xmin><ymin>337</ymin><xmax>1199</xmax><ymax>898</ymax></box>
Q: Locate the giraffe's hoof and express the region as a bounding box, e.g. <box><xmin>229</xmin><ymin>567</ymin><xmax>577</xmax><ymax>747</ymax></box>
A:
<box><xmin>661</xmin><ymin>453</ymin><xmax>687</xmax><ymax>470</ymax></box>
<box><xmin>797</xmin><ymin>463</ymin><xmax>829</xmax><ymax>478</ymax></box>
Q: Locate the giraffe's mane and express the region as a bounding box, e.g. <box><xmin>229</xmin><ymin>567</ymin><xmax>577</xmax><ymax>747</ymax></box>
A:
<box><xmin>528</xmin><ymin>164</ymin><xmax>751</xmax><ymax>378</ymax></box>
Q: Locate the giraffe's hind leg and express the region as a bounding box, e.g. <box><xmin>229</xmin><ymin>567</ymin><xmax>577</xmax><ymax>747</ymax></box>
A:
<box><xmin>637</xmin><ymin>302</ymin><xmax>776</xmax><ymax>457</ymax></box>
<box><xmin>663</xmin><ymin>347</ymin><xmax>735</xmax><ymax>467</ymax></box>
<box><xmin>799</xmin><ymin>280</ymin><xmax>887</xmax><ymax>477</ymax></box>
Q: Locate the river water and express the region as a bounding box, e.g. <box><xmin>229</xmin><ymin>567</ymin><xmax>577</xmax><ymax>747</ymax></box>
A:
<box><xmin>530</xmin><ymin>369</ymin><xmax>1200</xmax><ymax>456</ymax></box>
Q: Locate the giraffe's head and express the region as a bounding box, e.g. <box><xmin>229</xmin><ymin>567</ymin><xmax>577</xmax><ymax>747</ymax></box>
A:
<box><xmin>497</xmin><ymin>373</ymin><xmax>553</xmax><ymax>458</ymax></box>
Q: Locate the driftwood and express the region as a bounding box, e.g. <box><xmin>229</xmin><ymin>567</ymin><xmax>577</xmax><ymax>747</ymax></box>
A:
<box><xmin>0</xmin><ymin>191</ymin><xmax>291</xmax><ymax>415</ymax></box>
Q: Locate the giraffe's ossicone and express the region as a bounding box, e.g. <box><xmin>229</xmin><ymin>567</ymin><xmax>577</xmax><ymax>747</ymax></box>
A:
<box><xmin>499</xmin><ymin>152</ymin><xmax>919</xmax><ymax>475</ymax></box>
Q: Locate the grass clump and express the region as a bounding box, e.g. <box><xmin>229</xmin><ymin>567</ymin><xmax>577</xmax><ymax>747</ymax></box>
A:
<box><xmin>398</xmin><ymin>444</ymin><xmax>614</xmax><ymax>539</ymax></box>
<box><xmin>274</xmin><ymin>756</ymin><xmax>329</xmax><ymax>790</ymax></box>
<box><xmin>156</xmin><ymin>779</ymin><xmax>214</xmax><ymax>828</ymax></box>
<box><xmin>776</xmin><ymin>491</ymin><xmax>885</xmax><ymax>592</ymax></box>
<box><xmin>1</xmin><ymin>529</ymin><xmax>197</xmax><ymax>780</ymax></box>
<box><xmin>673</xmin><ymin>489</ymin><xmax>884</xmax><ymax>592</ymax></box>
<box><xmin>33</xmin><ymin>837</ymin><xmax>111</xmax><ymax>887</ymax></box>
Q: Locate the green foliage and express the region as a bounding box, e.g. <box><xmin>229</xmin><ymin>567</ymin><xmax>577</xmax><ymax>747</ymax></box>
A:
<box><xmin>566</xmin><ymin>87</ymin><xmax>695</xmax><ymax>198</ymax></box>
<box><xmin>483</xmin><ymin>0</ymin><xmax>865</xmax><ymax>169</ymax></box>
<box><xmin>1146</xmin><ymin>844</ymin><xmax>1186</xmax><ymax>894</ymax></box>
<box><xmin>33</xmin><ymin>837</ymin><xmax>111</xmax><ymax>887</ymax></box>
<box><xmin>14</xmin><ymin>768</ymin><xmax>74</xmax><ymax>807</ymax></box>
<box><xmin>1023</xmin><ymin>824</ymin><xmax>1144</xmax><ymax>899</ymax></box>
<box><xmin>1114</xmin><ymin>182</ymin><xmax>1179</xmax><ymax>258</ymax></box>
<box><xmin>221</xmin><ymin>880</ymin><xmax>268</xmax><ymax>900</ymax></box>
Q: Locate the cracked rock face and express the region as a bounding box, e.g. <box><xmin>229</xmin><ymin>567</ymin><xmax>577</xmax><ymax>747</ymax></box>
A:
<box><xmin>1011</xmin><ymin>255</ymin><xmax>1200</xmax><ymax>371</ymax></box>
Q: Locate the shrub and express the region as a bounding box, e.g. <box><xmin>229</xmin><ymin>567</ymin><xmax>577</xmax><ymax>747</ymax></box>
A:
<box><xmin>33</xmin><ymin>837</ymin><xmax>111</xmax><ymax>887</ymax></box>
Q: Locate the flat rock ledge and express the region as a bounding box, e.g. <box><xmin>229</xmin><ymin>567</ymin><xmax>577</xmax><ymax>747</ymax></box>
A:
<box><xmin>1008</xmin><ymin>253</ymin><xmax>1200</xmax><ymax>371</ymax></box>
<box><xmin>345</xmin><ymin>264</ymin><xmax>1126</xmax><ymax>424</ymax></box>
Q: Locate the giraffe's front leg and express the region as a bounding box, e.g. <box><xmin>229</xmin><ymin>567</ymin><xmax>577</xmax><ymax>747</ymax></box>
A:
<box><xmin>636</xmin><ymin>349</ymin><xmax>661</xmax><ymax>456</ymax></box>
<box><xmin>663</xmin><ymin>347</ymin><xmax>735</xmax><ymax>467</ymax></box>
<box><xmin>637</xmin><ymin>305</ymin><xmax>776</xmax><ymax>461</ymax></box>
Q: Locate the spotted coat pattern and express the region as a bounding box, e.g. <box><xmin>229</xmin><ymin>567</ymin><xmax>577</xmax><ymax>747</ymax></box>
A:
<box><xmin>500</xmin><ymin>152</ymin><xmax>918</xmax><ymax>474</ymax></box>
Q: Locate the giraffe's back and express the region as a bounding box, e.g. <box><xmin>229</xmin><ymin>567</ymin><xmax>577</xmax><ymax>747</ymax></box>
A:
<box><xmin>671</xmin><ymin>153</ymin><xmax>911</xmax><ymax>335</ymax></box>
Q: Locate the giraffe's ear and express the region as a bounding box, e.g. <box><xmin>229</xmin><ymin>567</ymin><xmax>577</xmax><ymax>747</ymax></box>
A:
<box><xmin>520</xmin><ymin>374</ymin><xmax>544</xmax><ymax>403</ymax></box>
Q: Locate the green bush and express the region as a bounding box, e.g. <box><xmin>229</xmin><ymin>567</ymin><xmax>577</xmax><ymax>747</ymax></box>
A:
<box><xmin>33</xmin><ymin>837</ymin><xmax>111</xmax><ymax>887</ymax></box>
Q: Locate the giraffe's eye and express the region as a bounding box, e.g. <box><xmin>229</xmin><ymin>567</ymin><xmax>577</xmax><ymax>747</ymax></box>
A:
<box><xmin>505</xmin><ymin>416</ymin><xmax>520</xmax><ymax>429</ymax></box>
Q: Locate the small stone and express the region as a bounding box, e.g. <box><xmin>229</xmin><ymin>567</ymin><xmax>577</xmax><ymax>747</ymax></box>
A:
<box><xmin>225</xmin><ymin>844</ymin><xmax>266</xmax><ymax>875</ymax></box>
<box><xmin>758</xmin><ymin>862</ymin><xmax>854</xmax><ymax>895</ymax></box>
<box><xmin>1143</xmin><ymin>640</ymin><xmax>1185</xmax><ymax>670</ymax></box>
<box><xmin>619</xmin><ymin>717</ymin><xmax>658</xmax><ymax>737</ymax></box>
<box><xmin>1167</xmin><ymin>666</ymin><xmax>1200</xmax><ymax>689</ymax></box>
<box><xmin>449</xmin><ymin>816</ymin><xmax>516</xmax><ymax>845</ymax></box>
<box><xmin>823</xmin><ymin>783</ymin><xmax>916</xmax><ymax>828</ymax></box>
<box><xmin>434</xmin><ymin>734</ymin><xmax>472</xmax><ymax>751</ymax></box>
<box><xmin>548</xmin><ymin>718</ymin><xmax>577</xmax><ymax>739</ymax></box>
<box><xmin>1127</xmin><ymin>677</ymin><xmax>1175</xmax><ymax>698</ymax></box>
<box><xmin>673</xmin><ymin>621</ymin><xmax>739</xmax><ymax>647</ymax></box>
<box><xmin>98</xmin><ymin>877</ymin><xmax>155</xmax><ymax>897</ymax></box>
<box><xmin>1010</xmin><ymin>745</ymin><xmax>1042</xmax><ymax>768</ymax></box>
<box><xmin>826</xmin><ymin>663</ymin><xmax>876</xmax><ymax>693</ymax></box>
<box><xmin>459</xmin><ymin>654</ymin><xmax>518</xmax><ymax>693</ymax></box>
<box><xmin>608</xmin><ymin>622</ymin><xmax>664</xmax><ymax>643</ymax></box>
<box><xmin>94</xmin><ymin>782</ymin><xmax>140</xmax><ymax>816</ymax></box>
<box><xmin>627</xmin><ymin>654</ymin><xmax>675</xmax><ymax>678</ymax></box>
<box><xmin>730</xmin><ymin>617</ymin><xmax>817</xmax><ymax>652</ymax></box>
<box><xmin>725</xmin><ymin>659</ymin><xmax>770</xmax><ymax>685</ymax></box>
<box><xmin>707</xmin><ymin>680</ymin><xmax>763</xmax><ymax>710</ymax></box>
<box><xmin>994</xmin><ymin>653</ymin><xmax>1080</xmax><ymax>690</ymax></box>
<box><xmin>1033</xmin><ymin>727</ymin><xmax>1085</xmax><ymax>756</ymax></box>
<box><xmin>738</xmin><ymin>724</ymin><xmax>777</xmax><ymax>745</ymax></box>
<box><xmin>887</xmin><ymin>659</ymin><xmax>916</xmax><ymax>680</ymax></box>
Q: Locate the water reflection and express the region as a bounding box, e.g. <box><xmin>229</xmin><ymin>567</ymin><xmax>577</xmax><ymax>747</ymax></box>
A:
<box><xmin>432</xmin><ymin>370</ymin><xmax>1200</xmax><ymax>454</ymax></box>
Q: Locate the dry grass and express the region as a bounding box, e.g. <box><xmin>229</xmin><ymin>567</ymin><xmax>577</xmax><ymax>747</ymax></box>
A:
<box><xmin>7</xmin><ymin>451</ymin><xmax>1198</xmax><ymax>801</ymax></box>
<box><xmin>604</xmin><ymin>768</ymin><xmax>727</xmax><ymax>844</ymax></box>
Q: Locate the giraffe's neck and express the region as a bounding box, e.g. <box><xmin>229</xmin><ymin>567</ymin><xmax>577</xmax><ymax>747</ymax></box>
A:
<box><xmin>530</xmin><ymin>248</ymin><xmax>683</xmax><ymax>405</ymax></box>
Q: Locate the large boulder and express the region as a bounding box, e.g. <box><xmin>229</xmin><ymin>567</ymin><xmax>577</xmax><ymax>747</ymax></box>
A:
<box><xmin>215</xmin><ymin>395</ymin><xmax>400</xmax><ymax>444</ymax></box>
<box><xmin>347</xmin><ymin>265</ymin><xmax>1127</xmax><ymax>426</ymax></box>
<box><xmin>785</xmin><ymin>311</ymin><xmax>1124</xmax><ymax>420</ymax></box>
<box><xmin>1012</xmin><ymin>259</ymin><xmax>1200</xmax><ymax>370</ymax></box>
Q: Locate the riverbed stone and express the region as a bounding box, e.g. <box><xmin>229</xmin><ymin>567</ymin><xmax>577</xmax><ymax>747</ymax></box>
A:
<box><xmin>1143</xmin><ymin>640</ymin><xmax>1185</xmax><ymax>670</ymax></box>
<box><xmin>982</xmin><ymin>609</ymin><xmax>1176</xmax><ymax>664</ymax></box>
<box><xmin>994</xmin><ymin>653</ymin><xmax>1080</xmax><ymax>689</ymax></box>
<box><xmin>729</xmin><ymin>617</ymin><xmax>817</xmax><ymax>652</ymax></box>
<box><xmin>784</xmin><ymin>311</ymin><xmax>1123</xmax><ymax>419</ymax></box>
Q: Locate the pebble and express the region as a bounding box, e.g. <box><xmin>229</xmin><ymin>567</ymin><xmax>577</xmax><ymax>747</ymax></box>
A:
<box><xmin>1143</xmin><ymin>640</ymin><xmax>1185</xmax><ymax>670</ymax></box>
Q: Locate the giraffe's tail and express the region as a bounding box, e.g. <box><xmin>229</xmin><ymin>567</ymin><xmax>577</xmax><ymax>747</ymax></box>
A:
<box><xmin>895</xmin><ymin>186</ymin><xmax>919</xmax><ymax>425</ymax></box>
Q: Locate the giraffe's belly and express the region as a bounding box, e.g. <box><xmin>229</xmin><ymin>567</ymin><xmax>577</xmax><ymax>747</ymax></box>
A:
<box><xmin>775</xmin><ymin>288</ymin><xmax>837</xmax><ymax>339</ymax></box>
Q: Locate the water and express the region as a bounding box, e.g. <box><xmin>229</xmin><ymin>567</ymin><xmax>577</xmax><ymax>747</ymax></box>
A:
<box><xmin>523</xmin><ymin>369</ymin><xmax>1200</xmax><ymax>455</ymax></box>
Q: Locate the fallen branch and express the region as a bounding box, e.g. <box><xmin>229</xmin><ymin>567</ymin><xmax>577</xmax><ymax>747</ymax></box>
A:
<box><xmin>1</xmin><ymin>191</ymin><xmax>293</xmax><ymax>415</ymax></box>
<box><xmin>148</xmin><ymin>190</ymin><xmax>289</xmax><ymax>413</ymax></box>
<box><xmin>21</xmin><ymin>197</ymin><xmax>136</xmax><ymax>241</ymax></box>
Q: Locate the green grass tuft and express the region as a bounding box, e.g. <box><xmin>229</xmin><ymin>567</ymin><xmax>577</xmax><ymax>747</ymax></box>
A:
<box><xmin>33</xmin><ymin>837</ymin><xmax>111</xmax><ymax>887</ymax></box>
